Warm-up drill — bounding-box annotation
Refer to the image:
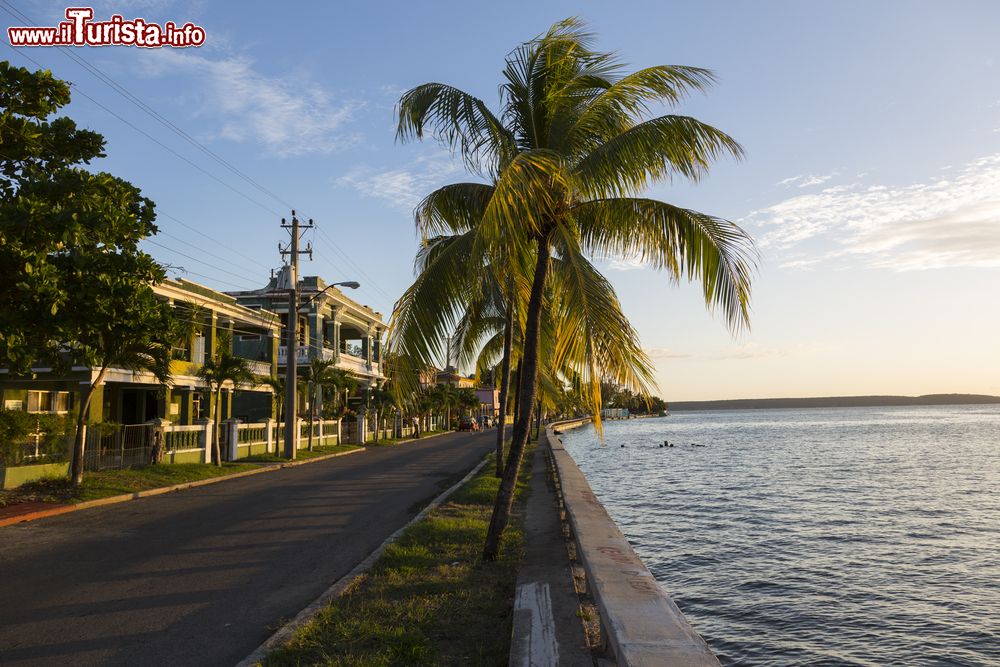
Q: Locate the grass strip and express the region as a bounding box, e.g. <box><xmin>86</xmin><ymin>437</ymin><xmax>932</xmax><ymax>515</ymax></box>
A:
<box><xmin>264</xmin><ymin>450</ymin><xmax>532</xmax><ymax>667</ymax></box>
<box><xmin>366</xmin><ymin>430</ymin><xmax>452</xmax><ymax>447</ymax></box>
<box><xmin>0</xmin><ymin>462</ymin><xmax>263</xmax><ymax>507</ymax></box>
<box><xmin>242</xmin><ymin>444</ymin><xmax>361</xmax><ymax>463</ymax></box>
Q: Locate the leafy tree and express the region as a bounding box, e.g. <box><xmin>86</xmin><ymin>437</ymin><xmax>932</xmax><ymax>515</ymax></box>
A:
<box><xmin>396</xmin><ymin>20</ymin><xmax>756</xmax><ymax>559</ymax></box>
<box><xmin>458</xmin><ymin>387</ymin><xmax>480</xmax><ymax>416</ymax></box>
<box><xmin>197</xmin><ymin>335</ymin><xmax>253</xmax><ymax>466</ymax></box>
<box><xmin>0</xmin><ymin>62</ymin><xmax>177</xmax><ymax>485</ymax></box>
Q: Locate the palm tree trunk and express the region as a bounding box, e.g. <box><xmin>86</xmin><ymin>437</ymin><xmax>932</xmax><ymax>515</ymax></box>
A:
<box><xmin>483</xmin><ymin>237</ymin><xmax>550</xmax><ymax>561</ymax></box>
<box><xmin>534</xmin><ymin>397</ymin><xmax>543</xmax><ymax>441</ymax></box>
<box><xmin>494</xmin><ymin>301</ymin><xmax>514</xmax><ymax>477</ymax></box>
<box><xmin>71</xmin><ymin>364</ymin><xmax>109</xmax><ymax>487</ymax></box>
<box><xmin>213</xmin><ymin>387</ymin><xmax>223</xmax><ymax>466</ymax></box>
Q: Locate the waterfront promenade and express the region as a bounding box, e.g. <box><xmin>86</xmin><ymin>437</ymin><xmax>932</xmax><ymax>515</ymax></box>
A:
<box><xmin>0</xmin><ymin>431</ymin><xmax>493</xmax><ymax>667</ymax></box>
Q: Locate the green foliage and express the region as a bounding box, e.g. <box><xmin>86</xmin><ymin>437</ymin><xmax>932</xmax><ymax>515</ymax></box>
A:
<box><xmin>0</xmin><ymin>409</ymin><xmax>71</xmax><ymax>466</ymax></box>
<box><xmin>0</xmin><ymin>61</ymin><xmax>172</xmax><ymax>376</ymax></box>
<box><xmin>263</xmin><ymin>453</ymin><xmax>529</xmax><ymax>667</ymax></box>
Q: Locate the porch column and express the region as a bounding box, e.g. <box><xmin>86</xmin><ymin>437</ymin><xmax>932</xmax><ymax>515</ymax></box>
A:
<box><xmin>365</xmin><ymin>326</ymin><xmax>374</xmax><ymax>371</ymax></box>
<box><xmin>308</xmin><ymin>310</ymin><xmax>321</xmax><ymax>362</ymax></box>
<box><xmin>226</xmin><ymin>419</ymin><xmax>239</xmax><ymax>461</ymax></box>
<box><xmin>333</xmin><ymin>318</ymin><xmax>342</xmax><ymax>362</ymax></box>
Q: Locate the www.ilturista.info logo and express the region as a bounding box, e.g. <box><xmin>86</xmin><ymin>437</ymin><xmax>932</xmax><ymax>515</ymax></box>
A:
<box><xmin>7</xmin><ymin>7</ymin><xmax>205</xmax><ymax>48</ymax></box>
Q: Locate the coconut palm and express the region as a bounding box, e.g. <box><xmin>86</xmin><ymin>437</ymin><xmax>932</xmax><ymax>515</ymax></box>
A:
<box><xmin>397</xmin><ymin>19</ymin><xmax>755</xmax><ymax>559</ymax></box>
<box><xmin>197</xmin><ymin>336</ymin><xmax>254</xmax><ymax>466</ymax></box>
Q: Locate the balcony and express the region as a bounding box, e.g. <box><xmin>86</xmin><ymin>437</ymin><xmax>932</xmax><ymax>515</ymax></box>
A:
<box><xmin>244</xmin><ymin>359</ymin><xmax>272</xmax><ymax>376</ymax></box>
<box><xmin>277</xmin><ymin>346</ymin><xmax>334</xmax><ymax>365</ymax></box>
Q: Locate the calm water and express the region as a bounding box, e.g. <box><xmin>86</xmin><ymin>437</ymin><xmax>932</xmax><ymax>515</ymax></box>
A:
<box><xmin>561</xmin><ymin>405</ymin><xmax>1000</xmax><ymax>666</ymax></box>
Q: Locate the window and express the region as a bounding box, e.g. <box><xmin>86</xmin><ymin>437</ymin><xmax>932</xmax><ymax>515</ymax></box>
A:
<box><xmin>27</xmin><ymin>390</ymin><xmax>73</xmax><ymax>414</ymax></box>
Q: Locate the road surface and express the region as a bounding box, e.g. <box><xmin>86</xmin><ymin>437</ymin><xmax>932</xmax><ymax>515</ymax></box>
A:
<box><xmin>0</xmin><ymin>431</ymin><xmax>493</xmax><ymax>666</ymax></box>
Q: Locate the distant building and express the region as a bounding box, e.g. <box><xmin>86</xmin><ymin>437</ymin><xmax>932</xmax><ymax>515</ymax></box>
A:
<box><xmin>226</xmin><ymin>267</ymin><xmax>386</xmax><ymax>414</ymax></box>
<box><xmin>0</xmin><ymin>278</ymin><xmax>281</xmax><ymax>425</ymax></box>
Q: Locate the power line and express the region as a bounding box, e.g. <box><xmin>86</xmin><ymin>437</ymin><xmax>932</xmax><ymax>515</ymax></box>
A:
<box><xmin>154</xmin><ymin>231</ymin><xmax>263</xmax><ymax>284</ymax></box>
<box><xmin>0</xmin><ymin>0</ymin><xmax>295</xmax><ymax>212</ymax></box>
<box><xmin>3</xmin><ymin>14</ymin><xmax>399</xmax><ymax>312</ymax></box>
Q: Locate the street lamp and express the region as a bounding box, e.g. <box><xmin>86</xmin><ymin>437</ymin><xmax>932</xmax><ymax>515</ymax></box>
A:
<box><xmin>284</xmin><ymin>280</ymin><xmax>360</xmax><ymax>460</ymax></box>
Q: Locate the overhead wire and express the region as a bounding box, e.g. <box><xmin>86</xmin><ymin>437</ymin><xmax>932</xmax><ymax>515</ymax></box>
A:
<box><xmin>2</xmin><ymin>7</ymin><xmax>399</xmax><ymax>312</ymax></box>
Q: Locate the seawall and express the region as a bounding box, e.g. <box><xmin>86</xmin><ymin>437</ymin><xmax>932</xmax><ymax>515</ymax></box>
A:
<box><xmin>547</xmin><ymin>418</ymin><xmax>719</xmax><ymax>666</ymax></box>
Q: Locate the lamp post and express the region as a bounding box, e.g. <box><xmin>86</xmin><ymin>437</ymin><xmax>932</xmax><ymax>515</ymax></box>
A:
<box><xmin>284</xmin><ymin>280</ymin><xmax>360</xmax><ymax>459</ymax></box>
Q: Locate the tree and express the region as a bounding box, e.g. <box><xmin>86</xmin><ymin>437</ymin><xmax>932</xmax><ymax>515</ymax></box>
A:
<box><xmin>0</xmin><ymin>61</ymin><xmax>176</xmax><ymax>485</ymax></box>
<box><xmin>305</xmin><ymin>358</ymin><xmax>335</xmax><ymax>451</ymax></box>
<box><xmin>264</xmin><ymin>375</ymin><xmax>286</xmax><ymax>423</ymax></box>
<box><xmin>458</xmin><ymin>387</ymin><xmax>480</xmax><ymax>417</ymax></box>
<box><xmin>368</xmin><ymin>384</ymin><xmax>396</xmax><ymax>442</ymax></box>
<box><xmin>198</xmin><ymin>335</ymin><xmax>253</xmax><ymax>466</ymax></box>
<box><xmin>396</xmin><ymin>20</ymin><xmax>756</xmax><ymax>560</ymax></box>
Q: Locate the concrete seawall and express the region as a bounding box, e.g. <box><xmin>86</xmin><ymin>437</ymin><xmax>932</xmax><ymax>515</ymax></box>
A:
<box><xmin>547</xmin><ymin>418</ymin><xmax>720</xmax><ymax>666</ymax></box>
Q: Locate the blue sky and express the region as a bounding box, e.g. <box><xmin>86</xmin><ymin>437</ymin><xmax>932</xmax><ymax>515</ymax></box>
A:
<box><xmin>4</xmin><ymin>1</ymin><xmax>1000</xmax><ymax>400</ymax></box>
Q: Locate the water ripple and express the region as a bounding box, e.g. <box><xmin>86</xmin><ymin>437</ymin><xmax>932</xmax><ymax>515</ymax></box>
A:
<box><xmin>563</xmin><ymin>405</ymin><xmax>1000</xmax><ymax>666</ymax></box>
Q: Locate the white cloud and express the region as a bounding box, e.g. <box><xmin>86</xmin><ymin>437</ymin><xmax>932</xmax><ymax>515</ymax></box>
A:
<box><xmin>776</xmin><ymin>172</ymin><xmax>838</xmax><ymax>188</ymax></box>
<box><xmin>745</xmin><ymin>154</ymin><xmax>1000</xmax><ymax>271</ymax></box>
<box><xmin>705</xmin><ymin>342</ymin><xmax>830</xmax><ymax>361</ymax></box>
<box><xmin>136</xmin><ymin>49</ymin><xmax>361</xmax><ymax>157</ymax></box>
<box><xmin>645</xmin><ymin>347</ymin><xmax>690</xmax><ymax>360</ymax></box>
<box><xmin>337</xmin><ymin>155</ymin><xmax>463</xmax><ymax>211</ymax></box>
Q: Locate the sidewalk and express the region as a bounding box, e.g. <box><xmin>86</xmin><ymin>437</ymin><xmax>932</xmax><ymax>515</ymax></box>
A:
<box><xmin>510</xmin><ymin>442</ymin><xmax>599</xmax><ymax>666</ymax></box>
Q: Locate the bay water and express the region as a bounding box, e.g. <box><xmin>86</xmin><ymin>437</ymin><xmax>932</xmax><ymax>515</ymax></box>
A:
<box><xmin>561</xmin><ymin>405</ymin><xmax>1000</xmax><ymax>665</ymax></box>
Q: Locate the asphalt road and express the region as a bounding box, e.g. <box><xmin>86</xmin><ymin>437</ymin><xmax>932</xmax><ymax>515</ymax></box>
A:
<box><xmin>0</xmin><ymin>431</ymin><xmax>494</xmax><ymax>667</ymax></box>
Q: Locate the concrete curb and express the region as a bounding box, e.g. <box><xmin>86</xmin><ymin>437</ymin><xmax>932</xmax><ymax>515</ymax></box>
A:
<box><xmin>236</xmin><ymin>453</ymin><xmax>491</xmax><ymax>667</ymax></box>
<box><xmin>0</xmin><ymin>447</ymin><xmax>366</xmax><ymax>529</ymax></box>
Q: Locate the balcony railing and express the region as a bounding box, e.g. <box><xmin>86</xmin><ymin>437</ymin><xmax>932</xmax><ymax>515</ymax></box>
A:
<box><xmin>278</xmin><ymin>345</ymin><xmax>334</xmax><ymax>365</ymax></box>
<box><xmin>244</xmin><ymin>359</ymin><xmax>272</xmax><ymax>376</ymax></box>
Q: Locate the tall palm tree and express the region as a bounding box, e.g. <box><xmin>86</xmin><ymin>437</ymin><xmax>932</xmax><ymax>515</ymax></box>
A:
<box><xmin>397</xmin><ymin>19</ymin><xmax>756</xmax><ymax>560</ymax></box>
<box><xmin>263</xmin><ymin>374</ymin><xmax>286</xmax><ymax>423</ymax></box>
<box><xmin>198</xmin><ymin>336</ymin><xmax>254</xmax><ymax>466</ymax></box>
<box><xmin>305</xmin><ymin>358</ymin><xmax>336</xmax><ymax>451</ymax></box>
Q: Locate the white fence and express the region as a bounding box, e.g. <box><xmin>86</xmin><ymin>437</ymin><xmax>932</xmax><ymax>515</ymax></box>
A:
<box><xmin>80</xmin><ymin>411</ymin><xmax>452</xmax><ymax>470</ymax></box>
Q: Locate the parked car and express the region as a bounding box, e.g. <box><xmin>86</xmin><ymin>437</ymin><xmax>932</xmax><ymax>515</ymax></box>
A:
<box><xmin>458</xmin><ymin>416</ymin><xmax>479</xmax><ymax>432</ymax></box>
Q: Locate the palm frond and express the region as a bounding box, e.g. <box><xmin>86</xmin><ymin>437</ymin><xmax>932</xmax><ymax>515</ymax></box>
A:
<box><xmin>573</xmin><ymin>198</ymin><xmax>756</xmax><ymax>331</ymax></box>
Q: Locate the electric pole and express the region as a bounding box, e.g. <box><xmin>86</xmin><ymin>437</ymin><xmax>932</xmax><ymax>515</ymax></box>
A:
<box><xmin>279</xmin><ymin>210</ymin><xmax>313</xmax><ymax>459</ymax></box>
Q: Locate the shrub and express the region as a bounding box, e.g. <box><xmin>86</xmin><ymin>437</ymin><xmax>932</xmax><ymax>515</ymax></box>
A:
<box><xmin>0</xmin><ymin>410</ymin><xmax>72</xmax><ymax>466</ymax></box>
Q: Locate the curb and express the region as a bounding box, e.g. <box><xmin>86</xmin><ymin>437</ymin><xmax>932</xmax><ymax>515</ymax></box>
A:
<box><xmin>236</xmin><ymin>453</ymin><xmax>491</xmax><ymax>667</ymax></box>
<box><xmin>0</xmin><ymin>447</ymin><xmax>366</xmax><ymax>529</ymax></box>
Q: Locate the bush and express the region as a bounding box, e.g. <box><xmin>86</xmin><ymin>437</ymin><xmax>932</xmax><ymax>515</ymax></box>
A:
<box><xmin>0</xmin><ymin>410</ymin><xmax>72</xmax><ymax>466</ymax></box>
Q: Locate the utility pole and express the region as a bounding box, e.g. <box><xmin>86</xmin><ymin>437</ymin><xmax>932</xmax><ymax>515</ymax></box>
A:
<box><xmin>279</xmin><ymin>210</ymin><xmax>313</xmax><ymax>459</ymax></box>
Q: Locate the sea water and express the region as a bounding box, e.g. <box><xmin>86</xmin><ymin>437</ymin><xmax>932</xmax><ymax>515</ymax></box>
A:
<box><xmin>561</xmin><ymin>405</ymin><xmax>1000</xmax><ymax>665</ymax></box>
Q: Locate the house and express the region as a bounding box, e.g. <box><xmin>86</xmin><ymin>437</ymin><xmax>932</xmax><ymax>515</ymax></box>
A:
<box><xmin>226</xmin><ymin>267</ymin><xmax>387</xmax><ymax>415</ymax></box>
<box><xmin>0</xmin><ymin>278</ymin><xmax>281</xmax><ymax>427</ymax></box>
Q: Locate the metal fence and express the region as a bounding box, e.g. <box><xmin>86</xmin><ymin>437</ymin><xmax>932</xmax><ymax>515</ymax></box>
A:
<box><xmin>83</xmin><ymin>423</ymin><xmax>156</xmax><ymax>471</ymax></box>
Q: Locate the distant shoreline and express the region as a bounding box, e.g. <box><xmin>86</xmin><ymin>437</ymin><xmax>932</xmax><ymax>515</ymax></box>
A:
<box><xmin>668</xmin><ymin>393</ymin><xmax>1000</xmax><ymax>411</ymax></box>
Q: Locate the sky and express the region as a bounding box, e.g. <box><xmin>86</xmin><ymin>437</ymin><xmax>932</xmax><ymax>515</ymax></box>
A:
<box><xmin>3</xmin><ymin>0</ymin><xmax>999</xmax><ymax>401</ymax></box>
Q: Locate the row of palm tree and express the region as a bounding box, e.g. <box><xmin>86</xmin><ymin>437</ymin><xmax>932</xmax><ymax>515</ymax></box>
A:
<box><xmin>387</xmin><ymin>19</ymin><xmax>756</xmax><ymax>559</ymax></box>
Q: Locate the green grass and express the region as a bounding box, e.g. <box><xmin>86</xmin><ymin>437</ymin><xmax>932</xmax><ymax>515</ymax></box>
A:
<box><xmin>242</xmin><ymin>444</ymin><xmax>361</xmax><ymax>463</ymax></box>
<box><xmin>0</xmin><ymin>462</ymin><xmax>263</xmax><ymax>507</ymax></box>
<box><xmin>366</xmin><ymin>430</ymin><xmax>452</xmax><ymax>447</ymax></box>
<box><xmin>264</xmin><ymin>450</ymin><xmax>532</xmax><ymax>667</ymax></box>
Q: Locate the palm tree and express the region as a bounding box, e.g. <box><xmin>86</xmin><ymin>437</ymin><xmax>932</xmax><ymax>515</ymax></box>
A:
<box><xmin>263</xmin><ymin>374</ymin><xmax>286</xmax><ymax>423</ymax></box>
<box><xmin>397</xmin><ymin>19</ymin><xmax>756</xmax><ymax>560</ymax></box>
<box><xmin>70</xmin><ymin>324</ymin><xmax>173</xmax><ymax>486</ymax></box>
<box><xmin>305</xmin><ymin>358</ymin><xmax>338</xmax><ymax>451</ymax></box>
<box><xmin>198</xmin><ymin>336</ymin><xmax>254</xmax><ymax>466</ymax></box>
<box><xmin>368</xmin><ymin>385</ymin><xmax>396</xmax><ymax>442</ymax></box>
